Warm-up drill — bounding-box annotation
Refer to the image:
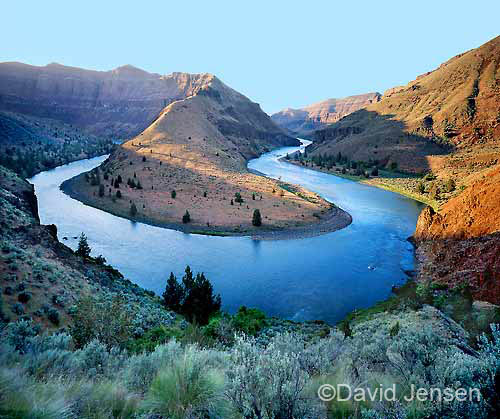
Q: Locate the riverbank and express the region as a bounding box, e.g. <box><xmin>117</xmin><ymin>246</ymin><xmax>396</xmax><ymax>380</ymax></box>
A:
<box><xmin>283</xmin><ymin>158</ymin><xmax>440</xmax><ymax>210</ymax></box>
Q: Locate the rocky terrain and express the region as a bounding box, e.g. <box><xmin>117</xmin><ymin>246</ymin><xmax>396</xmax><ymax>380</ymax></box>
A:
<box><xmin>271</xmin><ymin>92</ymin><xmax>381</xmax><ymax>136</ymax></box>
<box><xmin>0</xmin><ymin>164</ymin><xmax>175</xmax><ymax>330</ymax></box>
<box><xmin>307</xmin><ymin>36</ymin><xmax>500</xmax><ymax>173</ymax></box>
<box><xmin>63</xmin><ymin>73</ymin><xmax>349</xmax><ymax>235</ymax></box>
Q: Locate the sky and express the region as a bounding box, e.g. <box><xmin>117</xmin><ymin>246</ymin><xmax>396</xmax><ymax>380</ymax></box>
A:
<box><xmin>1</xmin><ymin>1</ymin><xmax>499</xmax><ymax>114</ymax></box>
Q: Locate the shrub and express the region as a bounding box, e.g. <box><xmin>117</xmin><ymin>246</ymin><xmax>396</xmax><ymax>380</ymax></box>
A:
<box><xmin>234</xmin><ymin>192</ymin><xmax>243</xmax><ymax>203</ymax></box>
<box><xmin>144</xmin><ymin>348</ymin><xmax>226</xmax><ymax>418</ymax></box>
<box><xmin>446</xmin><ymin>178</ymin><xmax>456</xmax><ymax>192</ymax></box>
<box><xmin>116</xmin><ymin>190</ymin><xmax>122</xmax><ymax>199</ymax></box>
<box><xmin>233</xmin><ymin>306</ymin><xmax>267</xmax><ymax>335</ymax></box>
<box><xmin>70</xmin><ymin>296</ymin><xmax>135</xmax><ymax>349</ymax></box>
<box><xmin>182</xmin><ymin>210</ymin><xmax>190</xmax><ymax>224</ymax></box>
<box><xmin>226</xmin><ymin>335</ymin><xmax>323</xmax><ymax>418</ymax></box>
<box><xmin>17</xmin><ymin>292</ymin><xmax>31</xmax><ymax>304</ymax></box>
<box><xmin>417</xmin><ymin>181</ymin><xmax>425</xmax><ymax>194</ymax></box>
<box><xmin>171</xmin><ymin>190</ymin><xmax>176</xmax><ymax>199</ymax></box>
<box><xmin>98</xmin><ymin>184</ymin><xmax>105</xmax><ymax>197</ymax></box>
<box><xmin>47</xmin><ymin>308</ymin><xmax>60</xmax><ymax>325</ymax></box>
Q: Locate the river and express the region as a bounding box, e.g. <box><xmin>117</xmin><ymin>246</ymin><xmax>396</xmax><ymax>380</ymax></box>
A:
<box><xmin>29</xmin><ymin>140</ymin><xmax>424</xmax><ymax>324</ymax></box>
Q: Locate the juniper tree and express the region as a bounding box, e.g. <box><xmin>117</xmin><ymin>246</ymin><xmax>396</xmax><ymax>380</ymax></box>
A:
<box><xmin>182</xmin><ymin>210</ymin><xmax>191</xmax><ymax>223</ymax></box>
<box><xmin>162</xmin><ymin>272</ymin><xmax>184</xmax><ymax>313</ymax></box>
<box><xmin>252</xmin><ymin>209</ymin><xmax>262</xmax><ymax>227</ymax></box>
<box><xmin>75</xmin><ymin>233</ymin><xmax>91</xmax><ymax>258</ymax></box>
<box><xmin>130</xmin><ymin>202</ymin><xmax>138</xmax><ymax>216</ymax></box>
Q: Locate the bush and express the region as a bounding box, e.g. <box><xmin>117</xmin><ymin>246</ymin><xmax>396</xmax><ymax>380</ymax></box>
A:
<box><xmin>70</xmin><ymin>296</ymin><xmax>135</xmax><ymax>349</ymax></box>
<box><xmin>47</xmin><ymin>308</ymin><xmax>60</xmax><ymax>325</ymax></box>
<box><xmin>144</xmin><ymin>348</ymin><xmax>226</xmax><ymax>418</ymax></box>
<box><xmin>233</xmin><ymin>306</ymin><xmax>267</xmax><ymax>335</ymax></box>
<box><xmin>17</xmin><ymin>292</ymin><xmax>31</xmax><ymax>304</ymax></box>
<box><xmin>182</xmin><ymin>210</ymin><xmax>190</xmax><ymax>224</ymax></box>
<box><xmin>234</xmin><ymin>192</ymin><xmax>243</xmax><ymax>203</ymax></box>
<box><xmin>171</xmin><ymin>190</ymin><xmax>176</xmax><ymax>199</ymax></box>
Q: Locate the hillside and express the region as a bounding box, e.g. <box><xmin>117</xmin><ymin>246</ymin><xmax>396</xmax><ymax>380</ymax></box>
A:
<box><xmin>0</xmin><ymin>62</ymin><xmax>232</xmax><ymax>138</ymax></box>
<box><xmin>271</xmin><ymin>92</ymin><xmax>381</xmax><ymax>136</ymax></box>
<box><xmin>0</xmin><ymin>164</ymin><xmax>174</xmax><ymax>329</ymax></box>
<box><xmin>63</xmin><ymin>73</ymin><xmax>350</xmax><ymax>236</ymax></box>
<box><xmin>0</xmin><ymin>111</ymin><xmax>114</xmax><ymax>177</ymax></box>
<box><xmin>307</xmin><ymin>35</ymin><xmax>500</xmax><ymax>173</ymax></box>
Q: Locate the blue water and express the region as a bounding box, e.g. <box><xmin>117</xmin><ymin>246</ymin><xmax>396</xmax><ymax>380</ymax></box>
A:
<box><xmin>29</xmin><ymin>141</ymin><xmax>423</xmax><ymax>324</ymax></box>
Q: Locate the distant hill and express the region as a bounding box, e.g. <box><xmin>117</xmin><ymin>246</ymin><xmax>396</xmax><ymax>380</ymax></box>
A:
<box><xmin>0</xmin><ymin>63</ymin><xmax>286</xmax><ymax>140</ymax></box>
<box><xmin>271</xmin><ymin>93</ymin><xmax>381</xmax><ymax>136</ymax></box>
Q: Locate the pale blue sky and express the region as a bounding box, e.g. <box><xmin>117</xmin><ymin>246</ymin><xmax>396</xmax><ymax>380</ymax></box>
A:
<box><xmin>1</xmin><ymin>1</ymin><xmax>498</xmax><ymax>114</ymax></box>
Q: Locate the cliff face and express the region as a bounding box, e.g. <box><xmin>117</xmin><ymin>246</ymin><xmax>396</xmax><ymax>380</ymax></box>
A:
<box><xmin>307</xmin><ymin>36</ymin><xmax>500</xmax><ymax>173</ymax></box>
<box><xmin>0</xmin><ymin>62</ymin><xmax>279</xmax><ymax>139</ymax></box>
<box><xmin>271</xmin><ymin>93</ymin><xmax>381</xmax><ymax>136</ymax></box>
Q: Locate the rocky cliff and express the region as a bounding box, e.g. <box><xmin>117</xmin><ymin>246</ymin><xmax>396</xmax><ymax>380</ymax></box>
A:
<box><xmin>271</xmin><ymin>93</ymin><xmax>381</xmax><ymax>136</ymax></box>
<box><xmin>0</xmin><ymin>62</ymin><xmax>282</xmax><ymax>139</ymax></box>
<box><xmin>307</xmin><ymin>35</ymin><xmax>500</xmax><ymax>173</ymax></box>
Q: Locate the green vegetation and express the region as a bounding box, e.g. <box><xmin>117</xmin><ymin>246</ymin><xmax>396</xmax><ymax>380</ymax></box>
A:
<box><xmin>162</xmin><ymin>266</ymin><xmax>221</xmax><ymax>325</ymax></box>
<box><xmin>75</xmin><ymin>233</ymin><xmax>91</xmax><ymax>258</ymax></box>
<box><xmin>130</xmin><ymin>202</ymin><xmax>138</xmax><ymax>216</ymax></box>
<box><xmin>234</xmin><ymin>192</ymin><xmax>243</xmax><ymax>203</ymax></box>
<box><xmin>182</xmin><ymin>210</ymin><xmax>191</xmax><ymax>224</ymax></box>
<box><xmin>0</xmin><ymin>312</ymin><xmax>498</xmax><ymax>418</ymax></box>
<box><xmin>171</xmin><ymin>190</ymin><xmax>176</xmax><ymax>199</ymax></box>
<box><xmin>252</xmin><ymin>209</ymin><xmax>262</xmax><ymax>226</ymax></box>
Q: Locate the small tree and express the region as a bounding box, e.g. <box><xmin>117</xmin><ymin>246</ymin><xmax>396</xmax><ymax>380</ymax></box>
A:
<box><xmin>116</xmin><ymin>190</ymin><xmax>122</xmax><ymax>199</ymax></box>
<box><xmin>136</xmin><ymin>181</ymin><xmax>143</xmax><ymax>190</ymax></box>
<box><xmin>417</xmin><ymin>181</ymin><xmax>425</xmax><ymax>194</ymax></box>
<box><xmin>130</xmin><ymin>202</ymin><xmax>138</xmax><ymax>216</ymax></box>
<box><xmin>162</xmin><ymin>272</ymin><xmax>185</xmax><ymax>313</ymax></box>
<box><xmin>252</xmin><ymin>193</ymin><xmax>256</xmax><ymax>200</ymax></box>
<box><xmin>75</xmin><ymin>233</ymin><xmax>91</xmax><ymax>258</ymax></box>
<box><xmin>234</xmin><ymin>192</ymin><xmax>243</xmax><ymax>203</ymax></box>
<box><xmin>98</xmin><ymin>184</ymin><xmax>105</xmax><ymax>197</ymax></box>
<box><xmin>182</xmin><ymin>210</ymin><xmax>191</xmax><ymax>224</ymax></box>
<box><xmin>252</xmin><ymin>209</ymin><xmax>262</xmax><ymax>227</ymax></box>
<box><xmin>171</xmin><ymin>190</ymin><xmax>176</xmax><ymax>199</ymax></box>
